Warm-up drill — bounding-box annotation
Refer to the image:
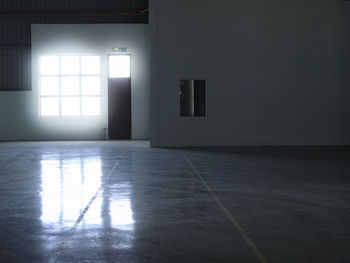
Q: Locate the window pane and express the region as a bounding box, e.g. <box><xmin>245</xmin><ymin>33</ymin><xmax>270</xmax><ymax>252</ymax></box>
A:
<box><xmin>61</xmin><ymin>77</ymin><xmax>80</xmax><ymax>95</ymax></box>
<box><xmin>109</xmin><ymin>55</ymin><xmax>130</xmax><ymax>78</ymax></box>
<box><xmin>81</xmin><ymin>56</ymin><xmax>100</xmax><ymax>75</ymax></box>
<box><xmin>61</xmin><ymin>56</ymin><xmax>80</xmax><ymax>75</ymax></box>
<box><xmin>41</xmin><ymin>98</ymin><xmax>59</xmax><ymax>116</ymax></box>
<box><xmin>61</xmin><ymin>97</ymin><xmax>80</xmax><ymax>116</ymax></box>
<box><xmin>40</xmin><ymin>77</ymin><xmax>59</xmax><ymax>96</ymax></box>
<box><xmin>82</xmin><ymin>97</ymin><xmax>100</xmax><ymax>116</ymax></box>
<box><xmin>40</xmin><ymin>56</ymin><xmax>59</xmax><ymax>75</ymax></box>
<box><xmin>81</xmin><ymin>76</ymin><xmax>100</xmax><ymax>95</ymax></box>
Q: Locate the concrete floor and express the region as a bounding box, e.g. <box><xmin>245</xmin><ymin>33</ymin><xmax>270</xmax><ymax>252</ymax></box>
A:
<box><xmin>0</xmin><ymin>141</ymin><xmax>349</xmax><ymax>263</ymax></box>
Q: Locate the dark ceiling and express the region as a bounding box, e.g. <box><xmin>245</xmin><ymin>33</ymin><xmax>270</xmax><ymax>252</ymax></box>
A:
<box><xmin>0</xmin><ymin>0</ymin><xmax>148</xmax><ymax>13</ymax></box>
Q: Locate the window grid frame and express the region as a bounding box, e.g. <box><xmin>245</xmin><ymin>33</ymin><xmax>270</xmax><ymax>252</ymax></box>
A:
<box><xmin>39</xmin><ymin>55</ymin><xmax>101</xmax><ymax>117</ymax></box>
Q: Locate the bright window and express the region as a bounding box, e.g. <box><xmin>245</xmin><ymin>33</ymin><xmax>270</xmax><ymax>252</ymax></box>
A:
<box><xmin>39</xmin><ymin>55</ymin><xmax>101</xmax><ymax>116</ymax></box>
<box><xmin>109</xmin><ymin>55</ymin><xmax>130</xmax><ymax>78</ymax></box>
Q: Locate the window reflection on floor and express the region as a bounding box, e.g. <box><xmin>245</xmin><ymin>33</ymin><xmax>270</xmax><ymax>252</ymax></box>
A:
<box><xmin>41</xmin><ymin>156</ymin><xmax>102</xmax><ymax>226</ymax></box>
<box><xmin>40</xmin><ymin>153</ymin><xmax>135</xmax><ymax>250</ymax></box>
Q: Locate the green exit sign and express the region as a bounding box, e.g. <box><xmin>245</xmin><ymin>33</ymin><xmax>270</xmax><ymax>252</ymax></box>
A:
<box><xmin>112</xmin><ymin>47</ymin><xmax>127</xmax><ymax>52</ymax></box>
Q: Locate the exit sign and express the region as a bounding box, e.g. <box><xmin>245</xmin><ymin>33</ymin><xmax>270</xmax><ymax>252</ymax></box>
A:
<box><xmin>112</xmin><ymin>47</ymin><xmax>127</xmax><ymax>52</ymax></box>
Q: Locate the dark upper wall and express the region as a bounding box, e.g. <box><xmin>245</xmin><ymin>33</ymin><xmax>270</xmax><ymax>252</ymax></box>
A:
<box><xmin>0</xmin><ymin>0</ymin><xmax>148</xmax><ymax>91</ymax></box>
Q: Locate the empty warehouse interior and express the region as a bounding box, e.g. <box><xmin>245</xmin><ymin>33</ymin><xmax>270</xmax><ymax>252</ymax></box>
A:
<box><xmin>0</xmin><ymin>0</ymin><xmax>350</xmax><ymax>262</ymax></box>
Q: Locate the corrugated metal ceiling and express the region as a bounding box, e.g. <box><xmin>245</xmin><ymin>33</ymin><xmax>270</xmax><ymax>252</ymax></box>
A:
<box><xmin>0</xmin><ymin>0</ymin><xmax>148</xmax><ymax>13</ymax></box>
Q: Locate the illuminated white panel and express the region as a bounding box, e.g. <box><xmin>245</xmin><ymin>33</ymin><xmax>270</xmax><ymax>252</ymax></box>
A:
<box><xmin>40</xmin><ymin>56</ymin><xmax>59</xmax><ymax>75</ymax></box>
<box><xmin>61</xmin><ymin>97</ymin><xmax>80</xmax><ymax>116</ymax></box>
<box><xmin>41</xmin><ymin>97</ymin><xmax>59</xmax><ymax>116</ymax></box>
<box><xmin>81</xmin><ymin>76</ymin><xmax>100</xmax><ymax>95</ymax></box>
<box><xmin>61</xmin><ymin>76</ymin><xmax>80</xmax><ymax>95</ymax></box>
<box><xmin>61</xmin><ymin>56</ymin><xmax>80</xmax><ymax>75</ymax></box>
<box><xmin>109</xmin><ymin>55</ymin><xmax>130</xmax><ymax>78</ymax></box>
<box><xmin>82</xmin><ymin>97</ymin><xmax>100</xmax><ymax>116</ymax></box>
<box><xmin>40</xmin><ymin>77</ymin><xmax>59</xmax><ymax>96</ymax></box>
<box><xmin>81</xmin><ymin>56</ymin><xmax>100</xmax><ymax>75</ymax></box>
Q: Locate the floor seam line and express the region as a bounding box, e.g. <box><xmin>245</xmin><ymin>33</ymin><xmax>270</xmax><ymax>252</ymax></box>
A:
<box><xmin>48</xmin><ymin>151</ymin><xmax>125</xmax><ymax>263</ymax></box>
<box><xmin>181</xmin><ymin>150</ymin><xmax>268</xmax><ymax>263</ymax></box>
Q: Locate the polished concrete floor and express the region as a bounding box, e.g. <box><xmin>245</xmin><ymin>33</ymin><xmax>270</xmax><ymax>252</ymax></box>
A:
<box><xmin>0</xmin><ymin>141</ymin><xmax>349</xmax><ymax>263</ymax></box>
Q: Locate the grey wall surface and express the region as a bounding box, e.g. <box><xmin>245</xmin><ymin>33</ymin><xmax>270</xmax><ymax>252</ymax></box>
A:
<box><xmin>0</xmin><ymin>24</ymin><xmax>150</xmax><ymax>141</ymax></box>
<box><xmin>150</xmin><ymin>0</ymin><xmax>350</xmax><ymax>147</ymax></box>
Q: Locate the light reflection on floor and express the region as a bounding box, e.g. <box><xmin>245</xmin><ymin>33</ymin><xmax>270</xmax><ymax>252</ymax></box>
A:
<box><xmin>40</xmin><ymin>153</ymin><xmax>135</xmax><ymax>250</ymax></box>
<box><xmin>110</xmin><ymin>182</ymin><xmax>135</xmax><ymax>231</ymax></box>
<box><xmin>40</xmin><ymin>157</ymin><xmax>102</xmax><ymax>226</ymax></box>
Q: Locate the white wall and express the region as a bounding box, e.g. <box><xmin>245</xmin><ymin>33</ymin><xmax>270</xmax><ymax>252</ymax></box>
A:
<box><xmin>150</xmin><ymin>0</ymin><xmax>350</xmax><ymax>147</ymax></box>
<box><xmin>0</xmin><ymin>24</ymin><xmax>149</xmax><ymax>141</ymax></box>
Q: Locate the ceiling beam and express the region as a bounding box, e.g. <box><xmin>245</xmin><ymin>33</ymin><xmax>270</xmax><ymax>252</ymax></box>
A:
<box><xmin>0</xmin><ymin>9</ymin><xmax>148</xmax><ymax>17</ymax></box>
